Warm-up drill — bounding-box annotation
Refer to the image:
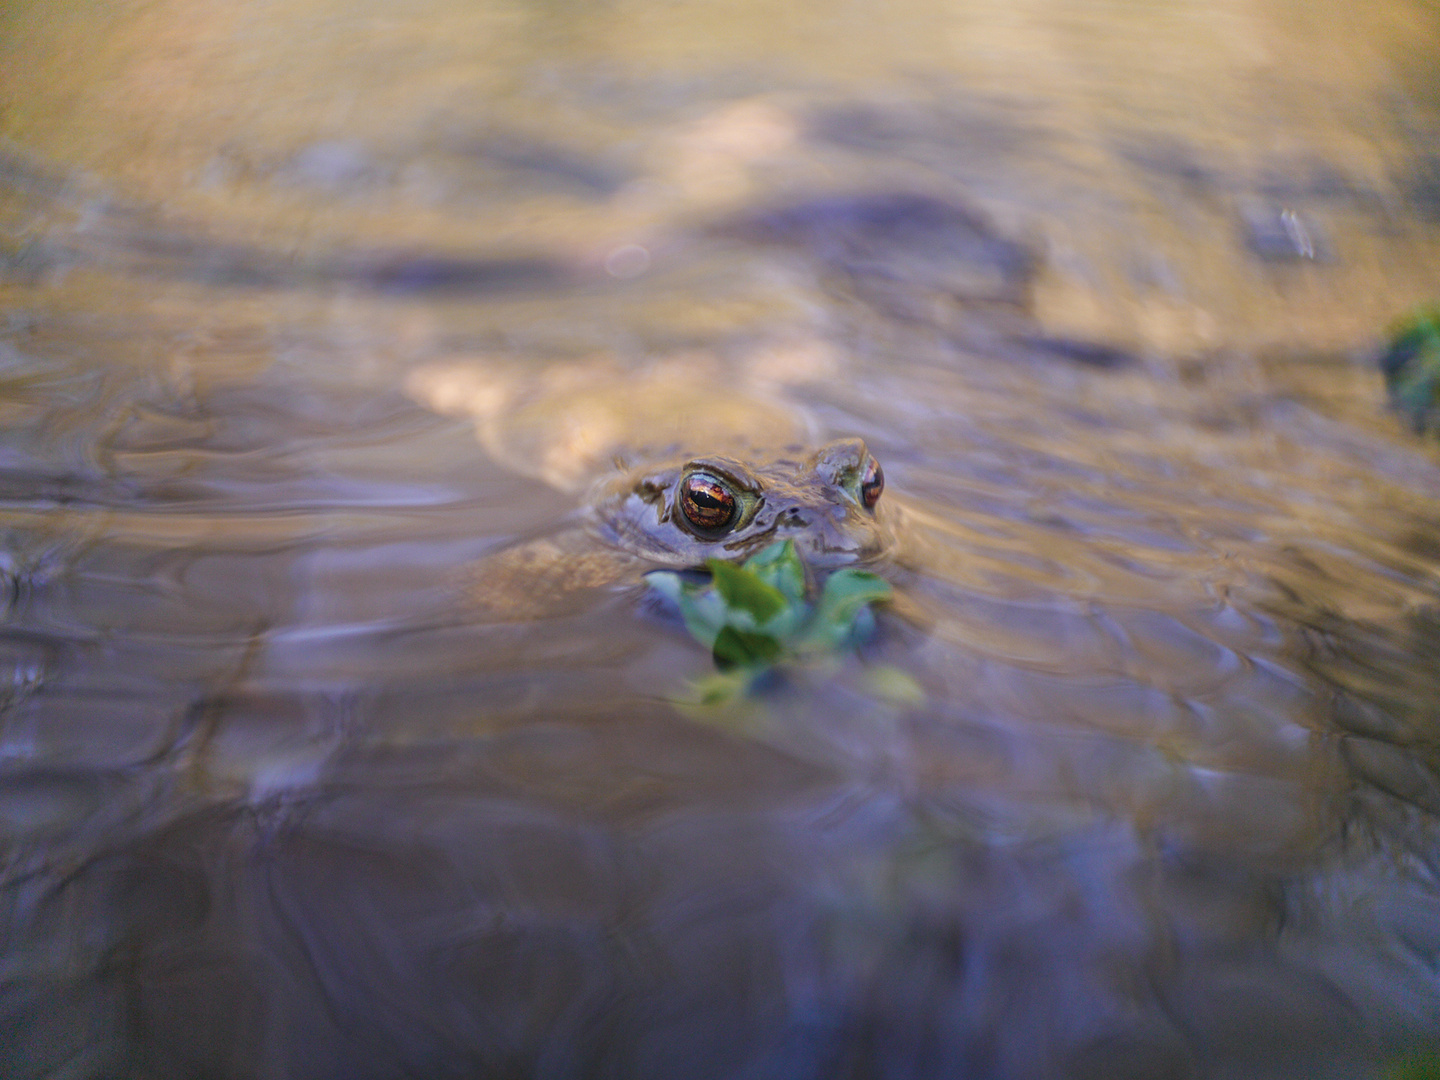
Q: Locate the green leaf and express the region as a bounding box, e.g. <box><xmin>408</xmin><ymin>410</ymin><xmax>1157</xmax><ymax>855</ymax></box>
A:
<box><xmin>823</xmin><ymin>567</ymin><xmax>887</xmax><ymax>624</ymax></box>
<box><xmin>797</xmin><ymin>569</ymin><xmax>891</xmax><ymax>651</ymax></box>
<box><xmin>820</xmin><ymin>568</ymin><xmax>893</xmax><ymax>609</ymax></box>
<box><xmin>865</xmin><ymin>665</ymin><xmax>927</xmax><ymax>706</ymax></box>
<box><xmin>674</xmin><ymin>587</ymin><xmax>732</xmax><ymax>648</ymax></box>
<box><xmin>706</xmin><ymin>558</ymin><xmax>788</xmax><ymax>623</ymax></box>
<box><xmin>712</xmin><ymin>625</ymin><xmax>784</xmax><ymax>670</ymax></box>
<box><xmin>691</xmin><ymin>668</ymin><xmax>757</xmax><ymax>705</ymax></box>
<box><xmin>1384</xmin><ymin>1052</ymin><xmax>1440</xmax><ymax>1080</ymax></box>
<box><xmin>1382</xmin><ymin>307</ymin><xmax>1440</xmax><ymax>432</ymax></box>
<box><xmin>645</xmin><ymin>570</ymin><xmax>729</xmax><ymax>647</ymax></box>
<box><xmin>643</xmin><ymin>570</ymin><xmax>686</xmax><ymax>605</ymax></box>
<box><xmin>741</xmin><ymin>540</ymin><xmax>807</xmax><ymax>603</ymax></box>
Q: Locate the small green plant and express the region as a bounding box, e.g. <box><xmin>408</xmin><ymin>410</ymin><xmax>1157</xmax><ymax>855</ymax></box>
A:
<box><xmin>1380</xmin><ymin>306</ymin><xmax>1440</xmax><ymax>434</ymax></box>
<box><xmin>1384</xmin><ymin>1050</ymin><xmax>1440</xmax><ymax>1080</ymax></box>
<box><xmin>645</xmin><ymin>539</ymin><xmax>893</xmax><ymax>698</ymax></box>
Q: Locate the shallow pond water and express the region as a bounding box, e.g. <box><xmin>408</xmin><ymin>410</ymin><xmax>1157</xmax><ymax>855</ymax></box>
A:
<box><xmin>3</xmin><ymin>0</ymin><xmax>1440</xmax><ymax>1077</ymax></box>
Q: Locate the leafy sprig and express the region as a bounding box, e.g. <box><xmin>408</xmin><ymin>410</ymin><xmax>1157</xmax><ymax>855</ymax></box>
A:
<box><xmin>645</xmin><ymin>539</ymin><xmax>892</xmax><ymax>683</ymax></box>
<box><xmin>1380</xmin><ymin>306</ymin><xmax>1440</xmax><ymax>434</ymax></box>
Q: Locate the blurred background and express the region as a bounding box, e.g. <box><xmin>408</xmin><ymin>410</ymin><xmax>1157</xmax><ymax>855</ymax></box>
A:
<box><xmin>2</xmin><ymin>0</ymin><xmax>1440</xmax><ymax>1077</ymax></box>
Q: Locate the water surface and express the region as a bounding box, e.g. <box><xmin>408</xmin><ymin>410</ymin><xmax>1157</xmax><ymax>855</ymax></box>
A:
<box><xmin>3</xmin><ymin>0</ymin><xmax>1440</xmax><ymax>1077</ymax></box>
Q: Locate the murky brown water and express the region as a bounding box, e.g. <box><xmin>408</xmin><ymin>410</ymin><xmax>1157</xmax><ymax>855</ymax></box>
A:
<box><xmin>3</xmin><ymin>0</ymin><xmax>1440</xmax><ymax>1077</ymax></box>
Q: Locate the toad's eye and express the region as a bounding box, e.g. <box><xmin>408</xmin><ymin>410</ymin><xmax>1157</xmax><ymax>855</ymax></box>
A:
<box><xmin>679</xmin><ymin>472</ymin><xmax>738</xmax><ymax>532</ymax></box>
<box><xmin>860</xmin><ymin>457</ymin><xmax>884</xmax><ymax>510</ymax></box>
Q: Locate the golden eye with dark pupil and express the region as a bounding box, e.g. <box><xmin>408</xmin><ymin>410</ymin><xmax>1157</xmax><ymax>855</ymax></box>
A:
<box><xmin>860</xmin><ymin>457</ymin><xmax>884</xmax><ymax>509</ymax></box>
<box><xmin>679</xmin><ymin>473</ymin><xmax>738</xmax><ymax>531</ymax></box>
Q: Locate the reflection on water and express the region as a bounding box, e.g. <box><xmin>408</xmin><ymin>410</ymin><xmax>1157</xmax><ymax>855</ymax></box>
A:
<box><xmin>3</xmin><ymin>0</ymin><xmax>1440</xmax><ymax>1076</ymax></box>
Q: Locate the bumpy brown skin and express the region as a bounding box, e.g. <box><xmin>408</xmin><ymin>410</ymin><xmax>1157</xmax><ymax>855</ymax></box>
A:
<box><xmin>587</xmin><ymin>438</ymin><xmax>892</xmax><ymax>569</ymax></box>
<box><xmin>466</xmin><ymin>439</ymin><xmax>892</xmax><ymax>620</ymax></box>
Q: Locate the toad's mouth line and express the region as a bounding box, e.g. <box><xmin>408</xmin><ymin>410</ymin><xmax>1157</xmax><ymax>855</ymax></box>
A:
<box><xmin>721</xmin><ymin>522</ymin><xmax>781</xmax><ymax>556</ymax></box>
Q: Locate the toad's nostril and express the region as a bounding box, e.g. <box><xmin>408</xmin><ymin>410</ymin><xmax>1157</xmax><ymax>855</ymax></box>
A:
<box><xmin>779</xmin><ymin>508</ymin><xmax>809</xmax><ymax>527</ymax></box>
